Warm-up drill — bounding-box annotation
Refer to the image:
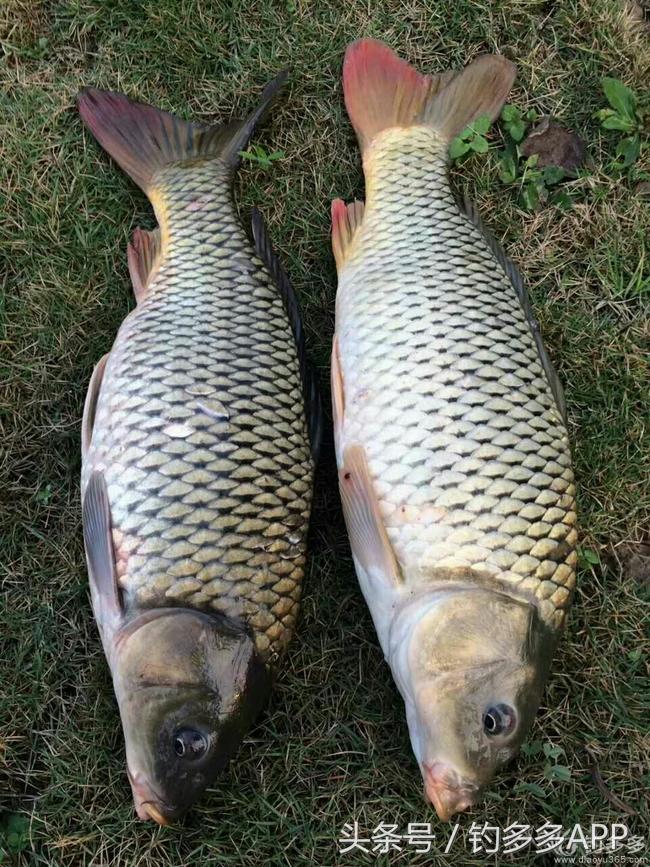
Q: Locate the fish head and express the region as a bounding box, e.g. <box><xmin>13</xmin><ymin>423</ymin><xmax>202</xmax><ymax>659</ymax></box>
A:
<box><xmin>110</xmin><ymin>608</ymin><xmax>270</xmax><ymax>824</ymax></box>
<box><xmin>394</xmin><ymin>588</ymin><xmax>554</xmax><ymax>820</ymax></box>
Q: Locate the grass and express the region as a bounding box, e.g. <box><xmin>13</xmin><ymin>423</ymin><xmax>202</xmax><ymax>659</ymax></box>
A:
<box><xmin>1</xmin><ymin>0</ymin><xmax>648</xmax><ymax>864</ymax></box>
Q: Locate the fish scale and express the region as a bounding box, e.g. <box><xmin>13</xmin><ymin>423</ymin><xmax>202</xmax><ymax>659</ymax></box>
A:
<box><xmin>336</xmin><ymin>126</ymin><xmax>577</xmax><ymax>630</ymax></box>
<box><xmin>333</xmin><ymin>37</ymin><xmax>578</xmax><ymax>820</ymax></box>
<box><xmin>83</xmin><ymin>158</ymin><xmax>313</xmax><ymax>660</ymax></box>
<box><xmin>78</xmin><ymin>75</ymin><xmax>321</xmax><ymax>824</ymax></box>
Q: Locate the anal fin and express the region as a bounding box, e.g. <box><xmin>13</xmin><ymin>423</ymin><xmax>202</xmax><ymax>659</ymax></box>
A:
<box><xmin>127</xmin><ymin>227</ymin><xmax>161</xmax><ymax>303</ymax></box>
<box><xmin>331</xmin><ymin>199</ymin><xmax>364</xmax><ymax>270</ymax></box>
<box><xmin>339</xmin><ymin>444</ymin><xmax>402</xmax><ymax>585</ymax></box>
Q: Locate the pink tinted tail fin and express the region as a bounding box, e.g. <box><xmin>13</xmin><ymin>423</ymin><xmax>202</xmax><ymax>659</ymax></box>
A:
<box><xmin>342</xmin><ymin>39</ymin><xmax>516</xmax><ymax>154</ymax></box>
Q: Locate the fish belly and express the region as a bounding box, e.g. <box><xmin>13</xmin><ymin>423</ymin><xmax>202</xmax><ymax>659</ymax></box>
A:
<box><xmin>336</xmin><ymin>133</ymin><xmax>576</xmax><ymax>632</ymax></box>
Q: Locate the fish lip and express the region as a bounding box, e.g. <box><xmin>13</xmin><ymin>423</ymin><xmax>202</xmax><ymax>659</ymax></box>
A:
<box><xmin>127</xmin><ymin>767</ymin><xmax>179</xmax><ymax>825</ymax></box>
<box><xmin>138</xmin><ymin>802</ymin><xmax>172</xmax><ymax>826</ymax></box>
<box><xmin>422</xmin><ymin>762</ymin><xmax>479</xmax><ymax>821</ymax></box>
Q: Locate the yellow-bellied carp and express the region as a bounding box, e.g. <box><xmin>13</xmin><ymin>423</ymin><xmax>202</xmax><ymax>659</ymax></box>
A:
<box><xmin>78</xmin><ymin>74</ymin><xmax>320</xmax><ymax>824</ymax></box>
<box><xmin>330</xmin><ymin>39</ymin><xmax>576</xmax><ymax>819</ymax></box>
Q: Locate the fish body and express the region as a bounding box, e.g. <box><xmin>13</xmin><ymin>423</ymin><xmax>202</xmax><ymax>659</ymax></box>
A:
<box><xmin>78</xmin><ymin>77</ymin><xmax>318</xmax><ymax>822</ymax></box>
<box><xmin>331</xmin><ymin>40</ymin><xmax>576</xmax><ymax>818</ymax></box>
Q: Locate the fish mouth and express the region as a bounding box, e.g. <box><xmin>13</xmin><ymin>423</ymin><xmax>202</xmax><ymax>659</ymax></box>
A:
<box><xmin>422</xmin><ymin>762</ymin><xmax>479</xmax><ymax>821</ymax></box>
<box><xmin>127</xmin><ymin>767</ymin><xmax>177</xmax><ymax>826</ymax></box>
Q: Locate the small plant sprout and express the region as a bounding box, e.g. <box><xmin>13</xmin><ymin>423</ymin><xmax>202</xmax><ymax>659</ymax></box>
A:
<box><xmin>542</xmin><ymin>743</ymin><xmax>571</xmax><ymax>783</ymax></box>
<box><xmin>451</xmin><ymin>103</ymin><xmax>579</xmax><ymax>210</ymax></box>
<box><xmin>0</xmin><ymin>813</ymin><xmax>30</xmax><ymax>860</ymax></box>
<box><xmin>577</xmin><ymin>547</ymin><xmax>601</xmax><ymax>568</ymax></box>
<box><xmin>35</xmin><ymin>483</ymin><xmax>53</xmax><ymax>505</ymax></box>
<box><xmin>449</xmin><ymin>114</ymin><xmax>492</xmax><ymax>160</ymax></box>
<box><xmin>500</xmin><ymin>104</ymin><xmax>538</xmax><ymax>143</ymax></box>
<box><xmin>597</xmin><ymin>78</ymin><xmax>647</xmax><ymax>169</ymax></box>
<box><xmin>498</xmin><ymin>105</ymin><xmax>570</xmax><ymax>211</ymax></box>
<box><xmin>239</xmin><ymin>144</ymin><xmax>285</xmax><ymax>169</ymax></box>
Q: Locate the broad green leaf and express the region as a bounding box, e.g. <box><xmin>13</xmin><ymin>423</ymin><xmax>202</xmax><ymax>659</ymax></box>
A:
<box><xmin>525</xmin><ymin>153</ymin><xmax>539</xmax><ymax>169</ymax></box>
<box><xmin>552</xmin><ymin>190</ymin><xmax>574</xmax><ymax>210</ymax></box>
<box><xmin>520</xmin><ymin>183</ymin><xmax>539</xmax><ymax>211</ymax></box>
<box><xmin>543</xmin><ymin>165</ymin><xmax>565</xmax><ymax>185</ymax></box>
<box><xmin>508</xmin><ymin>119</ymin><xmax>526</xmax><ymax>142</ymax></box>
<box><xmin>514</xmin><ymin>782</ymin><xmax>548</xmax><ymax>798</ymax></box>
<box><xmin>602</xmin><ymin>115</ymin><xmax>635</xmax><ymax>132</ymax></box>
<box><xmin>550</xmin><ymin>765</ymin><xmax>572</xmax><ymax>782</ymax></box>
<box><xmin>0</xmin><ymin>814</ymin><xmax>30</xmax><ymax>855</ymax></box>
<box><xmin>449</xmin><ymin>138</ymin><xmax>470</xmax><ymax>159</ymax></box>
<box><xmin>501</xmin><ymin>104</ymin><xmax>519</xmax><ymax>122</ymax></box>
<box><xmin>472</xmin><ymin>114</ymin><xmax>491</xmax><ymax>135</ymax></box>
<box><xmin>469</xmin><ymin>135</ymin><xmax>489</xmax><ymax>154</ymax></box>
<box><xmin>498</xmin><ymin>151</ymin><xmax>517</xmax><ymax>183</ymax></box>
<box><xmin>525</xmin><ymin>108</ymin><xmax>538</xmax><ymax>122</ymax></box>
<box><xmin>543</xmin><ymin>743</ymin><xmax>565</xmax><ymax>759</ymax></box>
<box><xmin>602</xmin><ymin>77</ymin><xmax>636</xmax><ymax>120</ymax></box>
<box><xmin>578</xmin><ymin>546</ymin><xmax>600</xmax><ymax>565</ymax></box>
<box><xmin>616</xmin><ymin>135</ymin><xmax>641</xmax><ymax>167</ymax></box>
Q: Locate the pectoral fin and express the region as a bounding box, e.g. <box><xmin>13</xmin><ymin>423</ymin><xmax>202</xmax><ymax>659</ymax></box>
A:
<box><xmin>331</xmin><ymin>335</ymin><xmax>345</xmax><ymax>443</ymax></box>
<box><xmin>82</xmin><ymin>471</ymin><xmax>123</xmax><ymax>633</ymax></box>
<box><xmin>339</xmin><ymin>444</ymin><xmax>402</xmax><ymax>585</ymax></box>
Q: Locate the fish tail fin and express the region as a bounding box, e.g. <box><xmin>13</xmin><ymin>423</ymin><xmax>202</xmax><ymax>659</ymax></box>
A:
<box><xmin>343</xmin><ymin>39</ymin><xmax>515</xmax><ymax>154</ymax></box>
<box><xmin>77</xmin><ymin>72</ymin><xmax>288</xmax><ymax>194</ymax></box>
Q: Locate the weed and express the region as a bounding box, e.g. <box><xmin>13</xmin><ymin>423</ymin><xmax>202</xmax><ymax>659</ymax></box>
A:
<box><xmin>449</xmin><ymin>115</ymin><xmax>491</xmax><ymax>159</ymax></box>
<box><xmin>0</xmin><ymin>813</ymin><xmax>30</xmax><ymax>862</ymax></box>
<box><xmin>239</xmin><ymin>144</ymin><xmax>286</xmax><ymax>169</ymax></box>
<box><xmin>597</xmin><ymin>77</ymin><xmax>647</xmax><ymax>170</ymax></box>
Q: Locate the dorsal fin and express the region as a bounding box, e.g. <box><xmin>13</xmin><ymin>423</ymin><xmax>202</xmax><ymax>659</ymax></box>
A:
<box><xmin>127</xmin><ymin>227</ymin><xmax>162</xmax><ymax>303</ymax></box>
<box><xmin>460</xmin><ymin>197</ymin><xmax>567</xmax><ymax>424</ymax></box>
<box><xmin>250</xmin><ymin>208</ymin><xmax>322</xmax><ymax>460</ymax></box>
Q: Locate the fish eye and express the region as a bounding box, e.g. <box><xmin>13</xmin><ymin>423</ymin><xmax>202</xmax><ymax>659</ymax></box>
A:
<box><xmin>483</xmin><ymin>703</ymin><xmax>516</xmax><ymax>736</ymax></box>
<box><xmin>173</xmin><ymin>727</ymin><xmax>208</xmax><ymax>760</ymax></box>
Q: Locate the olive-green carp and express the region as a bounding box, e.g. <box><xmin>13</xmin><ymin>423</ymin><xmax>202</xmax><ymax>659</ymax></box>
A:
<box><xmin>78</xmin><ymin>75</ymin><xmax>319</xmax><ymax>824</ymax></box>
<box><xmin>331</xmin><ymin>39</ymin><xmax>576</xmax><ymax>819</ymax></box>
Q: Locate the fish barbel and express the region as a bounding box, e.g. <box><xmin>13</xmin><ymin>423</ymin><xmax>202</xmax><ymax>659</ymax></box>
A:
<box><xmin>331</xmin><ymin>40</ymin><xmax>576</xmax><ymax>818</ymax></box>
<box><xmin>78</xmin><ymin>74</ymin><xmax>319</xmax><ymax>823</ymax></box>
